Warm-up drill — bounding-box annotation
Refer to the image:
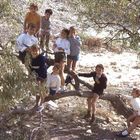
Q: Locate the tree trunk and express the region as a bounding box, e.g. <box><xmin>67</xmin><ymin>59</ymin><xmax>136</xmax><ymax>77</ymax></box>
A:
<box><xmin>45</xmin><ymin>71</ymin><xmax>133</xmax><ymax>119</ymax></box>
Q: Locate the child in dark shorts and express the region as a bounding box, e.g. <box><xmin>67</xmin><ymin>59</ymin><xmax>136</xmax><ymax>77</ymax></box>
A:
<box><xmin>53</xmin><ymin>29</ymin><xmax>70</xmax><ymax>91</ymax></box>
<box><xmin>78</xmin><ymin>64</ymin><xmax>107</xmax><ymax>123</ymax></box>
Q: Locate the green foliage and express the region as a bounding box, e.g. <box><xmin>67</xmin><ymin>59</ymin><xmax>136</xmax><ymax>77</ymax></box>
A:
<box><xmin>68</xmin><ymin>0</ymin><xmax>140</xmax><ymax>49</ymax></box>
<box><xmin>0</xmin><ymin>45</ymin><xmax>38</xmax><ymax>112</ymax></box>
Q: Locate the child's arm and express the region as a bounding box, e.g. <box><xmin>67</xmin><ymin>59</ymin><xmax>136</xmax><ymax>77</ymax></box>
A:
<box><xmin>36</xmin><ymin>15</ymin><xmax>41</xmax><ymax>33</ymax></box>
<box><xmin>78</xmin><ymin>72</ymin><xmax>95</xmax><ymax>78</ymax></box>
<box><xmin>121</xmin><ymin>95</ymin><xmax>133</xmax><ymax>100</ymax></box>
<box><xmin>64</xmin><ymin>41</ymin><xmax>70</xmax><ymax>55</ymax></box>
<box><xmin>16</xmin><ymin>34</ymin><xmax>28</xmax><ymax>52</ymax></box>
<box><xmin>23</xmin><ymin>13</ymin><xmax>29</xmax><ymax>33</ymax></box>
<box><xmin>99</xmin><ymin>75</ymin><xmax>107</xmax><ymax>89</ymax></box>
<box><xmin>46</xmin><ymin>74</ymin><xmax>51</xmax><ymax>88</ymax></box>
<box><xmin>56</xmin><ymin>77</ymin><xmax>61</xmax><ymax>93</ymax></box>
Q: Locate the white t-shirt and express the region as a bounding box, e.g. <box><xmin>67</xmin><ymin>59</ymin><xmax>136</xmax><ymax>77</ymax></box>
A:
<box><xmin>53</xmin><ymin>38</ymin><xmax>70</xmax><ymax>55</ymax></box>
<box><xmin>47</xmin><ymin>73</ymin><xmax>61</xmax><ymax>93</ymax></box>
<box><xmin>16</xmin><ymin>33</ymin><xmax>38</xmax><ymax>52</ymax></box>
<box><xmin>124</xmin><ymin>95</ymin><xmax>140</xmax><ymax>115</ymax></box>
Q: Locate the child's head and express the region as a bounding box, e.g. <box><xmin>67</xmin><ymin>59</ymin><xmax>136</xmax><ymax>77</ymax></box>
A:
<box><xmin>95</xmin><ymin>64</ymin><xmax>104</xmax><ymax>76</ymax></box>
<box><xmin>44</xmin><ymin>9</ymin><xmax>53</xmax><ymax>19</ymax></box>
<box><xmin>61</xmin><ymin>28</ymin><xmax>69</xmax><ymax>39</ymax></box>
<box><xmin>29</xmin><ymin>3</ymin><xmax>38</xmax><ymax>12</ymax></box>
<box><xmin>30</xmin><ymin>45</ymin><xmax>40</xmax><ymax>58</ymax></box>
<box><xmin>131</xmin><ymin>88</ymin><xmax>140</xmax><ymax>98</ymax></box>
<box><xmin>69</xmin><ymin>26</ymin><xmax>76</xmax><ymax>35</ymax></box>
<box><xmin>27</xmin><ymin>23</ymin><xmax>36</xmax><ymax>35</ymax></box>
<box><xmin>53</xmin><ymin>63</ymin><xmax>60</xmax><ymax>74</ymax></box>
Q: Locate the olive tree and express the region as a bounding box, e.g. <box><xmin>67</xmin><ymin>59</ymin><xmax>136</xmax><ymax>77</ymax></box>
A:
<box><xmin>67</xmin><ymin>0</ymin><xmax>140</xmax><ymax>49</ymax></box>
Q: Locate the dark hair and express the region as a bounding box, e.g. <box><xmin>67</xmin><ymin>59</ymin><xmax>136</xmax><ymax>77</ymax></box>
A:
<box><xmin>54</xmin><ymin>63</ymin><xmax>60</xmax><ymax>70</ymax></box>
<box><xmin>96</xmin><ymin>64</ymin><xmax>104</xmax><ymax>70</ymax></box>
<box><xmin>27</xmin><ymin>23</ymin><xmax>36</xmax><ymax>29</ymax></box>
<box><xmin>69</xmin><ymin>26</ymin><xmax>75</xmax><ymax>30</ymax></box>
<box><xmin>62</xmin><ymin>28</ymin><xmax>69</xmax><ymax>38</ymax></box>
<box><xmin>31</xmin><ymin>45</ymin><xmax>39</xmax><ymax>51</ymax></box>
<box><xmin>45</xmin><ymin>9</ymin><xmax>53</xmax><ymax>15</ymax></box>
<box><xmin>133</xmin><ymin>88</ymin><xmax>140</xmax><ymax>96</ymax></box>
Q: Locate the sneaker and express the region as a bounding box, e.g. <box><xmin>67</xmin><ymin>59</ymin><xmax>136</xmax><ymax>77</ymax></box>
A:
<box><xmin>83</xmin><ymin>110</ymin><xmax>91</xmax><ymax>119</ymax></box>
<box><xmin>36</xmin><ymin>105</ymin><xmax>44</xmax><ymax>112</ymax></box>
<box><xmin>47</xmin><ymin>100</ymin><xmax>58</xmax><ymax>110</ymax></box>
<box><xmin>77</xmin><ymin>89</ymin><xmax>83</xmax><ymax>96</ymax></box>
<box><xmin>65</xmin><ymin>74</ymin><xmax>72</xmax><ymax>85</ymax></box>
<box><xmin>116</xmin><ymin>131</ymin><xmax>129</xmax><ymax>137</ymax></box>
<box><xmin>60</xmin><ymin>86</ymin><xmax>66</xmax><ymax>93</ymax></box>
<box><xmin>90</xmin><ymin>114</ymin><xmax>96</xmax><ymax>123</ymax></box>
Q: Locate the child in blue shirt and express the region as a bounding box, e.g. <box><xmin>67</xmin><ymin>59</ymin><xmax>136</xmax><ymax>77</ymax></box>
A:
<box><xmin>30</xmin><ymin>45</ymin><xmax>47</xmax><ymax>111</ymax></box>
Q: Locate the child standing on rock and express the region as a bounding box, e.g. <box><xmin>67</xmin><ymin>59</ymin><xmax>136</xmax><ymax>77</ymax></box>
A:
<box><xmin>67</xmin><ymin>26</ymin><xmax>81</xmax><ymax>72</ymax></box>
<box><xmin>24</xmin><ymin>3</ymin><xmax>40</xmax><ymax>34</ymax></box>
<box><xmin>30</xmin><ymin>45</ymin><xmax>47</xmax><ymax>111</ymax></box>
<box><xmin>39</xmin><ymin>9</ymin><xmax>53</xmax><ymax>51</ymax></box>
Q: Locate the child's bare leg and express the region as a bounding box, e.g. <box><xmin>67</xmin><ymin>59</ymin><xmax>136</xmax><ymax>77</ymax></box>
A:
<box><xmin>39</xmin><ymin>94</ymin><xmax>44</xmax><ymax>106</ymax></box>
<box><xmin>72</xmin><ymin>60</ymin><xmax>77</xmax><ymax>71</ymax></box>
<box><xmin>67</xmin><ymin>59</ymin><xmax>72</xmax><ymax>71</ymax></box>
<box><xmin>84</xmin><ymin>97</ymin><xmax>92</xmax><ymax>118</ymax></box>
<box><xmin>127</xmin><ymin>116</ymin><xmax>140</xmax><ymax>133</ymax></box>
<box><xmin>40</xmin><ymin>34</ymin><xmax>45</xmax><ymax>49</ymax></box>
<box><xmin>45</xmin><ymin>33</ymin><xmax>50</xmax><ymax>50</ymax></box>
<box><xmin>87</xmin><ymin>97</ymin><xmax>92</xmax><ymax>113</ymax></box>
<box><xmin>59</xmin><ymin>62</ymin><xmax>65</xmax><ymax>87</ymax></box>
<box><xmin>35</xmin><ymin>95</ymin><xmax>41</xmax><ymax>107</ymax></box>
<box><xmin>127</xmin><ymin>114</ymin><xmax>136</xmax><ymax>127</ymax></box>
<box><xmin>91</xmin><ymin>93</ymin><xmax>99</xmax><ymax>116</ymax></box>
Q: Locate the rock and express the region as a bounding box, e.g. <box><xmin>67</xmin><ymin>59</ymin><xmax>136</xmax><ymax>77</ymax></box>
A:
<box><xmin>110</xmin><ymin>62</ymin><xmax>117</xmax><ymax>65</ymax></box>
<box><xmin>86</xmin><ymin>129</ymin><xmax>92</xmax><ymax>134</ymax></box>
<box><xmin>86</xmin><ymin>125</ymin><xmax>91</xmax><ymax>128</ymax></box>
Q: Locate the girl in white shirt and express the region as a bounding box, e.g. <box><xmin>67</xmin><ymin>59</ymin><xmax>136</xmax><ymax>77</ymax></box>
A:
<box><xmin>117</xmin><ymin>88</ymin><xmax>140</xmax><ymax>137</ymax></box>
<box><xmin>47</xmin><ymin>63</ymin><xmax>61</xmax><ymax>95</ymax></box>
<box><xmin>53</xmin><ymin>29</ymin><xmax>70</xmax><ymax>91</ymax></box>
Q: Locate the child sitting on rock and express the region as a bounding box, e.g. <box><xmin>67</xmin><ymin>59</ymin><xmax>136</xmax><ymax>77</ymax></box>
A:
<box><xmin>78</xmin><ymin>64</ymin><xmax>107</xmax><ymax>123</ymax></box>
<box><xmin>117</xmin><ymin>88</ymin><xmax>140</xmax><ymax>137</ymax></box>
<box><xmin>47</xmin><ymin>63</ymin><xmax>61</xmax><ymax>96</ymax></box>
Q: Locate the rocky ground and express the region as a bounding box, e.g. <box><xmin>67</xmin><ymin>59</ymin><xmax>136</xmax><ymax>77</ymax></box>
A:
<box><xmin>1</xmin><ymin>0</ymin><xmax>140</xmax><ymax>139</ymax></box>
<box><xmin>37</xmin><ymin>48</ymin><xmax>140</xmax><ymax>140</ymax></box>
<box><xmin>1</xmin><ymin>49</ymin><xmax>140</xmax><ymax>140</ymax></box>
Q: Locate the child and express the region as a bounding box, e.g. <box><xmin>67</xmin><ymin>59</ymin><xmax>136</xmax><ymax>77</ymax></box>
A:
<box><xmin>53</xmin><ymin>28</ymin><xmax>70</xmax><ymax>91</ymax></box>
<box><xmin>117</xmin><ymin>88</ymin><xmax>140</xmax><ymax>137</ymax></box>
<box><xmin>40</xmin><ymin>9</ymin><xmax>53</xmax><ymax>50</ymax></box>
<box><xmin>67</xmin><ymin>26</ymin><xmax>81</xmax><ymax>71</ymax></box>
<box><xmin>47</xmin><ymin>63</ymin><xmax>61</xmax><ymax>96</ymax></box>
<box><xmin>16</xmin><ymin>23</ymin><xmax>38</xmax><ymax>64</ymax></box>
<box><xmin>78</xmin><ymin>64</ymin><xmax>107</xmax><ymax>123</ymax></box>
<box><xmin>30</xmin><ymin>45</ymin><xmax>47</xmax><ymax>111</ymax></box>
<box><xmin>24</xmin><ymin>3</ymin><xmax>40</xmax><ymax>34</ymax></box>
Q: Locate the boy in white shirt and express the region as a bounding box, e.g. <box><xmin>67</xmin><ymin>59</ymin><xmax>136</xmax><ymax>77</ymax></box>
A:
<box><xmin>16</xmin><ymin>23</ymin><xmax>38</xmax><ymax>64</ymax></box>
<box><xmin>47</xmin><ymin>63</ymin><xmax>61</xmax><ymax>95</ymax></box>
<box><xmin>117</xmin><ymin>88</ymin><xmax>140</xmax><ymax>137</ymax></box>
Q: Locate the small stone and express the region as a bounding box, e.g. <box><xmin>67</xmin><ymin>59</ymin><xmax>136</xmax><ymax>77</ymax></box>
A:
<box><xmin>86</xmin><ymin>129</ymin><xmax>92</xmax><ymax>134</ymax></box>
